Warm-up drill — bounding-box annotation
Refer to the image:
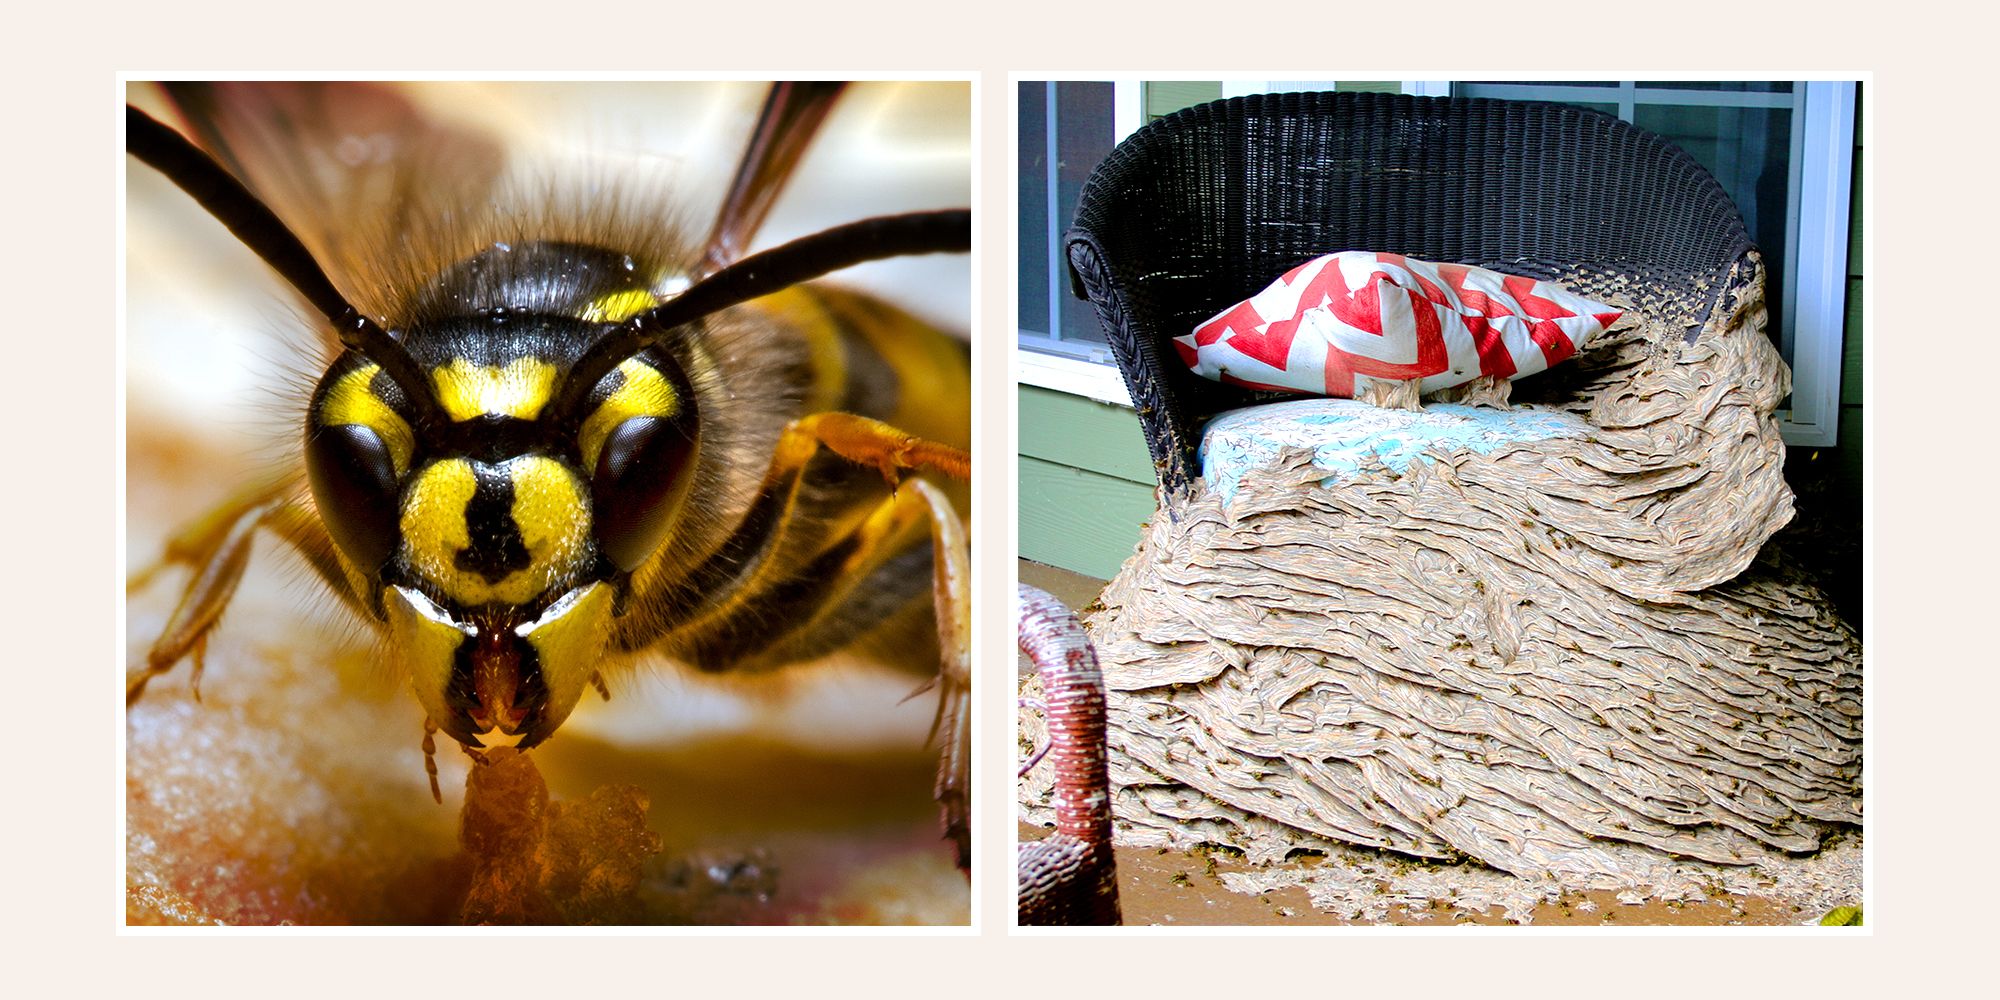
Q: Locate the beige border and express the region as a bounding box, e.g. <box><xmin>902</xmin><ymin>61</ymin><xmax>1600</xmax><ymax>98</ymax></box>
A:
<box><xmin>7</xmin><ymin>0</ymin><xmax>1978</xmax><ymax>992</ymax></box>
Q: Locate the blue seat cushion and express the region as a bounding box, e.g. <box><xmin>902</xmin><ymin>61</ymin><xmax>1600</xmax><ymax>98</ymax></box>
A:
<box><xmin>1199</xmin><ymin>399</ymin><xmax>1591</xmax><ymax>502</ymax></box>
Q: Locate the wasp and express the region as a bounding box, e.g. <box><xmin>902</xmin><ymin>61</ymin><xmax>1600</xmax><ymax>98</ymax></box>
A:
<box><xmin>123</xmin><ymin>81</ymin><xmax>971</xmax><ymax>922</ymax></box>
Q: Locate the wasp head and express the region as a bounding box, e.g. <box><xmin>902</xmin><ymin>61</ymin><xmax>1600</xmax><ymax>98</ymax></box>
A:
<box><xmin>302</xmin><ymin>243</ymin><xmax>700</xmax><ymax>748</ymax></box>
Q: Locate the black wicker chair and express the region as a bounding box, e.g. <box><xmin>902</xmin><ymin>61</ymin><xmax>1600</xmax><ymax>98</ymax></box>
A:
<box><xmin>1064</xmin><ymin>91</ymin><xmax>1758</xmax><ymax>497</ymax></box>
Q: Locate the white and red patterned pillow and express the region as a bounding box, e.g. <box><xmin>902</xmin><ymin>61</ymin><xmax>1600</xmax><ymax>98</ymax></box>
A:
<box><xmin>1175</xmin><ymin>252</ymin><xmax>1624</xmax><ymax>398</ymax></box>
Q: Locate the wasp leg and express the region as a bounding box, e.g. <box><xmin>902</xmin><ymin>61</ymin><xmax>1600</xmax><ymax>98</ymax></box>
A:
<box><xmin>775</xmin><ymin>412</ymin><xmax>970</xmax><ymax>484</ymax></box>
<box><xmin>422</xmin><ymin>718</ymin><xmax>443</xmax><ymax>805</ymax></box>
<box><xmin>615</xmin><ymin>413</ymin><xmax>971</xmax><ymax>867</ymax></box>
<box><xmin>646</xmin><ymin>475</ymin><xmax>971</xmax><ymax>870</ymax></box>
<box><xmin>915</xmin><ymin>478</ymin><xmax>971</xmax><ymax>874</ymax></box>
<box><xmin>845</xmin><ymin>477</ymin><xmax>970</xmax><ymax>872</ymax></box>
<box><xmin>622</xmin><ymin>413</ymin><xmax>968</xmax><ymax>642</ymax></box>
<box><xmin>127</xmin><ymin>484</ymin><xmax>357</xmax><ymax>705</ymax></box>
<box><xmin>188</xmin><ymin>632</ymin><xmax>208</xmax><ymax>704</ymax></box>
<box><xmin>128</xmin><ymin>480</ymin><xmax>290</xmax><ymax>596</ymax></box>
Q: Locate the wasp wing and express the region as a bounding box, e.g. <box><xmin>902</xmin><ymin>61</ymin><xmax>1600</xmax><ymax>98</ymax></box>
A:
<box><xmin>155</xmin><ymin>82</ymin><xmax>508</xmax><ymax>339</ymax></box>
<box><xmin>700</xmin><ymin>82</ymin><xmax>848</xmax><ymax>274</ymax></box>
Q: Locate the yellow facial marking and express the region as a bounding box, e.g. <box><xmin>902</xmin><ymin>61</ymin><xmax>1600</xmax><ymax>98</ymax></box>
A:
<box><xmin>507</xmin><ymin>458</ymin><xmax>594</xmax><ymax>587</ymax></box>
<box><xmin>577</xmin><ymin>358</ymin><xmax>680</xmax><ymax>470</ymax></box>
<box><xmin>398</xmin><ymin>459</ymin><xmax>479</xmax><ymax>595</ymax></box>
<box><xmin>385</xmin><ymin>585</ymin><xmax>474</xmax><ymax>729</ymax></box>
<box><xmin>431</xmin><ymin>357</ymin><xmax>559</xmax><ymax>422</ymax></box>
<box><xmin>396</xmin><ymin>456</ymin><xmax>593</xmax><ymax>607</ymax></box>
<box><xmin>515</xmin><ymin>581</ymin><xmax>614</xmax><ymax>739</ymax></box>
<box><xmin>320</xmin><ymin>363</ymin><xmax>416</xmax><ymax>474</ymax></box>
<box><xmin>579</xmin><ymin>288</ymin><xmax>660</xmax><ymax>324</ymax></box>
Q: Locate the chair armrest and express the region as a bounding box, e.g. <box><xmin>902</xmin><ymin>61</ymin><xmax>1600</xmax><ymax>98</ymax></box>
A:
<box><xmin>1063</xmin><ymin>234</ymin><xmax>1205</xmax><ymax>496</ymax></box>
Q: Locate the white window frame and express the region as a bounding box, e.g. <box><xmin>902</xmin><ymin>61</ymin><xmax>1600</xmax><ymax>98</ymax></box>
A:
<box><xmin>1014</xmin><ymin>80</ymin><xmax>1141</xmax><ymax>406</ymax></box>
<box><xmin>1017</xmin><ymin>80</ymin><xmax>1857</xmax><ymax>445</ymax></box>
<box><xmin>1782</xmin><ymin>82</ymin><xmax>1857</xmax><ymax>447</ymax></box>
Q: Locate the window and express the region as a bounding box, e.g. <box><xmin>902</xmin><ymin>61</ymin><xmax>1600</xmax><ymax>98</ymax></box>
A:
<box><xmin>1453</xmin><ymin>81</ymin><xmax>1857</xmax><ymax>445</ymax></box>
<box><xmin>1016</xmin><ymin>81</ymin><xmax>1128</xmax><ymax>403</ymax></box>
<box><xmin>1015</xmin><ymin>80</ymin><xmax>1232</xmax><ymax>404</ymax></box>
<box><xmin>1016</xmin><ymin>80</ymin><xmax>1858</xmax><ymax>445</ymax></box>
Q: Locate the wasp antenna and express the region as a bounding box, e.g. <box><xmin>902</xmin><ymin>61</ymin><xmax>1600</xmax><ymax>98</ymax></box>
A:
<box><xmin>126</xmin><ymin>104</ymin><xmax>445</xmax><ymax>429</ymax></box>
<box><xmin>559</xmin><ymin>208</ymin><xmax>971</xmax><ymax>421</ymax></box>
<box><xmin>126</xmin><ymin>105</ymin><xmax>349</xmax><ymax>323</ymax></box>
<box><xmin>702</xmin><ymin>81</ymin><xmax>849</xmax><ymax>273</ymax></box>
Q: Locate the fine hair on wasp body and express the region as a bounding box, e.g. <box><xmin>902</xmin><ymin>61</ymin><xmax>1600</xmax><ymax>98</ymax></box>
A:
<box><xmin>124</xmin><ymin>81</ymin><xmax>972</xmax><ymax>920</ymax></box>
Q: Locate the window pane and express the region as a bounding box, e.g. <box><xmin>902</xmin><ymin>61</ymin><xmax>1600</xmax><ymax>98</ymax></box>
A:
<box><xmin>1632</xmin><ymin>102</ymin><xmax>1794</xmax><ymax>347</ymax></box>
<box><xmin>1472</xmin><ymin>80</ymin><xmax>1617</xmax><ymax>87</ymax></box>
<box><xmin>1017</xmin><ymin>82</ymin><xmax>1049</xmax><ymax>335</ymax></box>
<box><xmin>1638</xmin><ymin>81</ymin><xmax>1792</xmax><ymax>92</ymax></box>
<box><xmin>1053</xmin><ymin>82</ymin><xmax>1116</xmax><ymax>344</ymax></box>
<box><xmin>1454</xmin><ymin>80</ymin><xmax>1803</xmax><ymax>369</ymax></box>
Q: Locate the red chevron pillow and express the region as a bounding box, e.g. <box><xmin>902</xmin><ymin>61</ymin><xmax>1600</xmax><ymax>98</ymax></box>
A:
<box><xmin>1175</xmin><ymin>252</ymin><xmax>1623</xmax><ymax>398</ymax></box>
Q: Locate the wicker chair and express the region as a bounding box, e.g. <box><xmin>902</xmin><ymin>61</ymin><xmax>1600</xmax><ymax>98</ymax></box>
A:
<box><xmin>1034</xmin><ymin>92</ymin><xmax>1861</xmax><ymax>881</ymax></box>
<box><xmin>1067</xmin><ymin>91</ymin><xmax>1761</xmax><ymax>497</ymax></box>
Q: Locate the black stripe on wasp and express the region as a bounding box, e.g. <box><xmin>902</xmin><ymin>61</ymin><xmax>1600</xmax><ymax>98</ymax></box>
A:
<box><xmin>124</xmin><ymin>81</ymin><xmax>971</xmax><ymax>925</ymax></box>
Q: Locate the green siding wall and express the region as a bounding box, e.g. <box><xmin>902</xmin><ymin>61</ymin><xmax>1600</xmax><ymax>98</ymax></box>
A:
<box><xmin>1018</xmin><ymin>385</ymin><xmax>1156</xmax><ymax>579</ymax></box>
<box><xmin>1144</xmin><ymin>82</ymin><xmax>1223</xmax><ymax>122</ymax></box>
<box><xmin>1144</xmin><ymin>81</ymin><xmax>1397</xmax><ymax>123</ymax></box>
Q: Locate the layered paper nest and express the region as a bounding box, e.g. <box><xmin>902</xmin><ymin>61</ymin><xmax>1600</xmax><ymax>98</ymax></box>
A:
<box><xmin>1022</xmin><ymin>261</ymin><xmax>1862</xmax><ymax>882</ymax></box>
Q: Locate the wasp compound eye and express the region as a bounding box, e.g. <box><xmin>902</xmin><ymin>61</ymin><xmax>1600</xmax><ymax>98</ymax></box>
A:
<box><xmin>307</xmin><ymin>357</ymin><xmax>417</xmax><ymax>579</ymax></box>
<box><xmin>306</xmin><ymin>423</ymin><xmax>404</xmax><ymax>575</ymax></box>
<box><xmin>568</xmin><ymin>353</ymin><xmax>698</xmax><ymax>573</ymax></box>
<box><xmin>591</xmin><ymin>415</ymin><xmax>698</xmax><ymax>572</ymax></box>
